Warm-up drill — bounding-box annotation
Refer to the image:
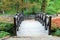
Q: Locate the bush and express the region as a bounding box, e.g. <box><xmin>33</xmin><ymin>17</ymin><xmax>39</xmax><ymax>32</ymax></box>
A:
<box><xmin>51</xmin><ymin>23</ymin><xmax>58</xmax><ymax>30</ymax></box>
<box><xmin>0</xmin><ymin>31</ymin><xmax>10</xmax><ymax>38</ymax></box>
<box><xmin>52</xmin><ymin>29</ymin><xmax>60</xmax><ymax>36</ymax></box>
<box><xmin>51</xmin><ymin>23</ymin><xmax>60</xmax><ymax>36</ymax></box>
<box><xmin>24</xmin><ymin>9</ymin><xmax>33</xmax><ymax>15</ymax></box>
<box><xmin>0</xmin><ymin>22</ymin><xmax>14</xmax><ymax>31</ymax></box>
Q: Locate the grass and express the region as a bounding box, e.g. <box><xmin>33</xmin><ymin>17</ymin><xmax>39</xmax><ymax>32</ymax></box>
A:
<box><xmin>0</xmin><ymin>22</ymin><xmax>14</xmax><ymax>31</ymax></box>
<box><xmin>0</xmin><ymin>31</ymin><xmax>10</xmax><ymax>38</ymax></box>
<box><xmin>0</xmin><ymin>10</ymin><xmax>17</xmax><ymax>16</ymax></box>
<box><xmin>0</xmin><ymin>12</ymin><xmax>16</xmax><ymax>38</ymax></box>
<box><xmin>0</xmin><ymin>22</ymin><xmax>14</xmax><ymax>38</ymax></box>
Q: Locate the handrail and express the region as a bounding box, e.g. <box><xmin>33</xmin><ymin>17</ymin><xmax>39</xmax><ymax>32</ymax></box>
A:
<box><xmin>14</xmin><ymin>15</ymin><xmax>18</xmax><ymax>35</ymax></box>
<box><xmin>35</xmin><ymin>13</ymin><xmax>52</xmax><ymax>35</ymax></box>
<box><xmin>14</xmin><ymin>13</ymin><xmax>24</xmax><ymax>35</ymax></box>
<box><xmin>14</xmin><ymin>12</ymin><xmax>52</xmax><ymax>35</ymax></box>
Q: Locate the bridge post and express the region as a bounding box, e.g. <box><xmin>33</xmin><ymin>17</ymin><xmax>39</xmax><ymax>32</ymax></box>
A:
<box><xmin>42</xmin><ymin>13</ymin><xmax>44</xmax><ymax>26</ymax></box>
<box><xmin>42</xmin><ymin>13</ymin><xmax>46</xmax><ymax>26</ymax></box>
<box><xmin>14</xmin><ymin>16</ymin><xmax>18</xmax><ymax>36</ymax></box>
<box><xmin>45</xmin><ymin>15</ymin><xmax>47</xmax><ymax>30</ymax></box>
<box><xmin>48</xmin><ymin>16</ymin><xmax>52</xmax><ymax>35</ymax></box>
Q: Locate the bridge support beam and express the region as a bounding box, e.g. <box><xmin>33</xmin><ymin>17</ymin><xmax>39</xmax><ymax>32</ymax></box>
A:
<box><xmin>14</xmin><ymin>16</ymin><xmax>17</xmax><ymax>36</ymax></box>
<box><xmin>48</xmin><ymin>16</ymin><xmax>52</xmax><ymax>35</ymax></box>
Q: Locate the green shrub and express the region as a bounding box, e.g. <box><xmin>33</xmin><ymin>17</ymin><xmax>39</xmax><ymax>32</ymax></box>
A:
<box><xmin>52</xmin><ymin>28</ymin><xmax>60</xmax><ymax>36</ymax></box>
<box><xmin>53</xmin><ymin>29</ymin><xmax>60</xmax><ymax>36</ymax></box>
<box><xmin>24</xmin><ymin>9</ymin><xmax>33</xmax><ymax>15</ymax></box>
<box><xmin>0</xmin><ymin>31</ymin><xmax>10</xmax><ymax>38</ymax></box>
<box><xmin>0</xmin><ymin>22</ymin><xmax>14</xmax><ymax>31</ymax></box>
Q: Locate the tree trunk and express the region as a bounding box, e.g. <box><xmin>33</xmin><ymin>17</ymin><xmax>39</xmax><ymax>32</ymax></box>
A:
<box><xmin>2</xmin><ymin>10</ymin><xmax>5</xmax><ymax>14</ymax></box>
<box><xmin>41</xmin><ymin>0</ymin><xmax>47</xmax><ymax>13</ymax></box>
<box><xmin>41</xmin><ymin>0</ymin><xmax>50</xmax><ymax>13</ymax></box>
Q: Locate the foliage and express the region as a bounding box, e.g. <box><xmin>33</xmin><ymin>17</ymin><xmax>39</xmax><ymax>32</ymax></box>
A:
<box><xmin>52</xmin><ymin>29</ymin><xmax>60</xmax><ymax>36</ymax></box>
<box><xmin>51</xmin><ymin>17</ymin><xmax>60</xmax><ymax>30</ymax></box>
<box><xmin>0</xmin><ymin>0</ymin><xmax>60</xmax><ymax>15</ymax></box>
<box><xmin>46</xmin><ymin>0</ymin><xmax>60</xmax><ymax>14</ymax></box>
<box><xmin>51</xmin><ymin>23</ymin><xmax>57</xmax><ymax>30</ymax></box>
<box><xmin>0</xmin><ymin>0</ymin><xmax>42</xmax><ymax>15</ymax></box>
<box><xmin>0</xmin><ymin>31</ymin><xmax>10</xmax><ymax>38</ymax></box>
<box><xmin>0</xmin><ymin>22</ymin><xmax>14</xmax><ymax>31</ymax></box>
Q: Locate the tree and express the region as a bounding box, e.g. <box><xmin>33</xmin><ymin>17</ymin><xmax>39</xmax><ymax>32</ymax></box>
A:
<box><xmin>0</xmin><ymin>0</ymin><xmax>12</xmax><ymax>14</ymax></box>
<box><xmin>41</xmin><ymin>0</ymin><xmax>50</xmax><ymax>13</ymax></box>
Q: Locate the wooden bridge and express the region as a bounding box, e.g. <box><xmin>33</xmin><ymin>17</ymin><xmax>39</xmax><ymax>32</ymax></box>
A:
<box><xmin>13</xmin><ymin>12</ymin><xmax>52</xmax><ymax>37</ymax></box>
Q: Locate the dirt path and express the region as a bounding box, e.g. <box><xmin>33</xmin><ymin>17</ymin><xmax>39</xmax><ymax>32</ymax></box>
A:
<box><xmin>0</xmin><ymin>15</ymin><xmax>14</xmax><ymax>23</ymax></box>
<box><xmin>1</xmin><ymin>35</ymin><xmax>60</xmax><ymax>40</ymax></box>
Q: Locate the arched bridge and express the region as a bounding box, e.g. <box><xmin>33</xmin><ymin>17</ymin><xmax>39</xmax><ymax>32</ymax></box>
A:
<box><xmin>14</xmin><ymin>12</ymin><xmax>52</xmax><ymax>37</ymax></box>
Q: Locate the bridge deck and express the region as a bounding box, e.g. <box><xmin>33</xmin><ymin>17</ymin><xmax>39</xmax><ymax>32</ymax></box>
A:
<box><xmin>17</xmin><ymin>19</ymin><xmax>48</xmax><ymax>37</ymax></box>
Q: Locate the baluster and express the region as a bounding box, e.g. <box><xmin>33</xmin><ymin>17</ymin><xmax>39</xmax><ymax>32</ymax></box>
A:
<box><xmin>14</xmin><ymin>16</ymin><xmax>18</xmax><ymax>36</ymax></box>
<box><xmin>40</xmin><ymin>13</ymin><xmax>41</xmax><ymax>19</ymax></box>
<box><xmin>42</xmin><ymin>14</ymin><xmax>45</xmax><ymax>26</ymax></box>
<box><xmin>45</xmin><ymin>15</ymin><xmax>49</xmax><ymax>30</ymax></box>
<box><xmin>45</xmin><ymin>15</ymin><xmax>47</xmax><ymax>30</ymax></box>
<box><xmin>48</xmin><ymin>16</ymin><xmax>52</xmax><ymax>35</ymax></box>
